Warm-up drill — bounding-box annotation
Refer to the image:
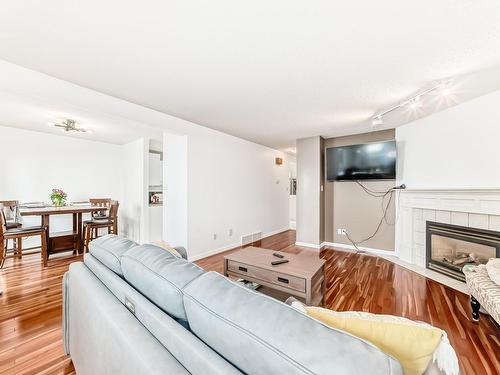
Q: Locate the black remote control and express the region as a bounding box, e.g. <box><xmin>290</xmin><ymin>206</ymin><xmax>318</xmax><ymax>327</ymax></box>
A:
<box><xmin>273</xmin><ymin>253</ymin><xmax>284</xmax><ymax>258</ymax></box>
<box><xmin>271</xmin><ymin>259</ymin><xmax>289</xmax><ymax>266</ymax></box>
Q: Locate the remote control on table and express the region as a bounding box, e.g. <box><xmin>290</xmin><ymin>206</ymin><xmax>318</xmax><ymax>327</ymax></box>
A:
<box><xmin>271</xmin><ymin>259</ymin><xmax>289</xmax><ymax>266</ymax></box>
<box><xmin>273</xmin><ymin>253</ymin><xmax>284</xmax><ymax>258</ymax></box>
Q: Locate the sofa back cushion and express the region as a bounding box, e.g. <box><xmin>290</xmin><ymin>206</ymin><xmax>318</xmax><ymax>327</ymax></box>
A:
<box><xmin>89</xmin><ymin>234</ymin><xmax>138</xmax><ymax>276</ymax></box>
<box><xmin>183</xmin><ymin>272</ymin><xmax>403</xmax><ymax>375</ymax></box>
<box><xmin>82</xmin><ymin>254</ymin><xmax>242</xmax><ymax>375</ymax></box>
<box><xmin>121</xmin><ymin>244</ymin><xmax>204</xmax><ymax>321</ymax></box>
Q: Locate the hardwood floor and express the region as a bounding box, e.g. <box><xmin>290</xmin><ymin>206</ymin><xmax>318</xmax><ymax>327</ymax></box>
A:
<box><xmin>1</xmin><ymin>230</ymin><xmax>498</xmax><ymax>374</ymax></box>
<box><xmin>0</xmin><ymin>254</ymin><xmax>78</xmax><ymax>375</ymax></box>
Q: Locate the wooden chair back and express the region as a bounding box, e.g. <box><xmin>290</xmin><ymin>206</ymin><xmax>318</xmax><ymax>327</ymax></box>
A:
<box><xmin>89</xmin><ymin>198</ymin><xmax>111</xmax><ymax>207</ymax></box>
<box><xmin>90</xmin><ymin>198</ymin><xmax>111</xmax><ymax>218</ymax></box>
<box><xmin>0</xmin><ymin>200</ymin><xmax>19</xmax><ymax>224</ymax></box>
<box><xmin>110</xmin><ymin>200</ymin><xmax>119</xmax><ymax>234</ymax></box>
<box><xmin>0</xmin><ymin>203</ymin><xmax>5</xmax><ymax>236</ymax></box>
<box><xmin>109</xmin><ymin>200</ymin><xmax>119</xmax><ymax>219</ymax></box>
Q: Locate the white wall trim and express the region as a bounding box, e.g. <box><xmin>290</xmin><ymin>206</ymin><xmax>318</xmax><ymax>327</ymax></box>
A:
<box><xmin>289</xmin><ymin>220</ymin><xmax>296</xmax><ymax>230</ymax></box>
<box><xmin>188</xmin><ymin>227</ymin><xmax>290</xmax><ymax>262</ymax></box>
<box><xmin>321</xmin><ymin>241</ymin><xmax>397</xmax><ymax>256</ymax></box>
<box><xmin>295</xmin><ymin>241</ymin><xmax>321</xmax><ymax>250</ymax></box>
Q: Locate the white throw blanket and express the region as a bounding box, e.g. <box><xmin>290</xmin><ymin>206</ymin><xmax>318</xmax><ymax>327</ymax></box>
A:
<box><xmin>486</xmin><ymin>258</ymin><xmax>500</xmax><ymax>286</ymax></box>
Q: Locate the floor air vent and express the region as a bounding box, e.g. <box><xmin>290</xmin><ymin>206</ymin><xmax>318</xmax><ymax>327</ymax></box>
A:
<box><xmin>241</xmin><ymin>231</ymin><xmax>262</xmax><ymax>246</ymax></box>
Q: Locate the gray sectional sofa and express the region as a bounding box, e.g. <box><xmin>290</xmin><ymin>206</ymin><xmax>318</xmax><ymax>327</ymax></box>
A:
<box><xmin>63</xmin><ymin>234</ymin><xmax>404</xmax><ymax>375</ymax></box>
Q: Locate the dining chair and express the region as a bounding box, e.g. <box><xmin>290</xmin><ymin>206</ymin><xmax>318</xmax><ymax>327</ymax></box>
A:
<box><xmin>0</xmin><ymin>200</ymin><xmax>22</xmax><ymax>259</ymax></box>
<box><xmin>83</xmin><ymin>200</ymin><xmax>119</xmax><ymax>252</ymax></box>
<box><xmin>0</xmin><ymin>204</ymin><xmax>48</xmax><ymax>268</ymax></box>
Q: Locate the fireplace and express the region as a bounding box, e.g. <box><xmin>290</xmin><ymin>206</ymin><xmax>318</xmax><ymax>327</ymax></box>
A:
<box><xmin>426</xmin><ymin>221</ymin><xmax>500</xmax><ymax>282</ymax></box>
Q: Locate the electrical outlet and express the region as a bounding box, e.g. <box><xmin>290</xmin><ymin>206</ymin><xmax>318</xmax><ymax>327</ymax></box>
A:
<box><xmin>213</xmin><ymin>233</ymin><xmax>217</xmax><ymax>240</ymax></box>
<box><xmin>341</xmin><ymin>229</ymin><xmax>347</xmax><ymax>236</ymax></box>
<box><xmin>228</xmin><ymin>229</ymin><xmax>233</xmax><ymax>236</ymax></box>
<box><xmin>337</xmin><ymin>228</ymin><xmax>347</xmax><ymax>236</ymax></box>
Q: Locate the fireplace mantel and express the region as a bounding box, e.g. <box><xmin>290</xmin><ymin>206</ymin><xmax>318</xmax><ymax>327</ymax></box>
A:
<box><xmin>397</xmin><ymin>188</ymin><xmax>500</xmax><ymax>216</ymax></box>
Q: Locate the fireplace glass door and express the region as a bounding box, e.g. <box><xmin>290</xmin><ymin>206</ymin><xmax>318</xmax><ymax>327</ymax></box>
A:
<box><xmin>426</xmin><ymin>221</ymin><xmax>500</xmax><ymax>281</ymax></box>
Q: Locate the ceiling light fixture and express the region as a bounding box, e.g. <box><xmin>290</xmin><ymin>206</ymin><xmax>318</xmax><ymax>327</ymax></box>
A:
<box><xmin>439</xmin><ymin>85</ymin><xmax>452</xmax><ymax>97</ymax></box>
<box><xmin>371</xmin><ymin>80</ymin><xmax>452</xmax><ymax>125</ymax></box>
<box><xmin>52</xmin><ymin>119</ymin><xmax>89</xmax><ymax>133</ymax></box>
<box><xmin>409</xmin><ymin>96</ymin><xmax>423</xmax><ymax>109</ymax></box>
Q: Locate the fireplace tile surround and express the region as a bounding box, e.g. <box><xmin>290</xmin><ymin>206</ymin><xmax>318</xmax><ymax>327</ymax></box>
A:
<box><xmin>395</xmin><ymin>189</ymin><xmax>500</xmax><ymax>292</ymax></box>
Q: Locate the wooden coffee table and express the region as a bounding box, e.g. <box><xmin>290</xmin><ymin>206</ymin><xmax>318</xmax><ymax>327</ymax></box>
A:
<box><xmin>224</xmin><ymin>246</ymin><xmax>326</xmax><ymax>306</ymax></box>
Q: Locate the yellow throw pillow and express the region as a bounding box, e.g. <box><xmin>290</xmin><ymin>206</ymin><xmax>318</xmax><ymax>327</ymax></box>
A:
<box><xmin>304</xmin><ymin>307</ymin><xmax>442</xmax><ymax>375</ymax></box>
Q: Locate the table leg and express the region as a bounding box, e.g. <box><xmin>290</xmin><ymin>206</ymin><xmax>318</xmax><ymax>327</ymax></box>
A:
<box><xmin>306</xmin><ymin>282</ymin><xmax>312</xmax><ymax>305</ymax></box>
<box><xmin>72</xmin><ymin>213</ymin><xmax>77</xmax><ymax>255</ymax></box>
<box><xmin>42</xmin><ymin>215</ymin><xmax>50</xmax><ymax>263</ymax></box>
<box><xmin>76</xmin><ymin>213</ymin><xmax>83</xmax><ymax>254</ymax></box>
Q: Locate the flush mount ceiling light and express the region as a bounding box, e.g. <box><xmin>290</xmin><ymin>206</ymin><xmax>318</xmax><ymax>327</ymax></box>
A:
<box><xmin>371</xmin><ymin>80</ymin><xmax>452</xmax><ymax>127</ymax></box>
<box><xmin>52</xmin><ymin>119</ymin><xmax>91</xmax><ymax>133</ymax></box>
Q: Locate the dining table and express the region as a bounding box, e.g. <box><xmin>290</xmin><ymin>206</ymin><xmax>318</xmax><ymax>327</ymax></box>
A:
<box><xmin>19</xmin><ymin>204</ymin><xmax>105</xmax><ymax>256</ymax></box>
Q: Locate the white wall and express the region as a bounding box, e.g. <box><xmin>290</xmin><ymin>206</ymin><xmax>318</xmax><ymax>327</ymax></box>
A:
<box><xmin>185</xmin><ymin>127</ymin><xmax>291</xmax><ymax>260</ymax></box>
<box><xmin>163</xmin><ymin>133</ymin><xmax>188</xmax><ymax>249</ymax></box>
<box><xmin>396</xmin><ymin>89</ymin><xmax>500</xmax><ymax>189</ymax></box>
<box><xmin>120</xmin><ymin>138</ymin><xmax>148</xmax><ymax>243</ymax></box>
<box><xmin>163</xmin><ymin>129</ymin><xmax>291</xmax><ymax>260</ymax></box>
<box><xmin>0</xmin><ymin>125</ymin><xmax>123</xmax><ymax>233</ymax></box>
<box><xmin>296</xmin><ymin>136</ymin><xmax>322</xmax><ymax>246</ymax></box>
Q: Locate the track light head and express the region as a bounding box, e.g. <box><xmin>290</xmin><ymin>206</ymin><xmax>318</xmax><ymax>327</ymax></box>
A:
<box><xmin>440</xmin><ymin>86</ymin><xmax>452</xmax><ymax>97</ymax></box>
<box><xmin>372</xmin><ymin>116</ymin><xmax>383</xmax><ymax>127</ymax></box>
<box><xmin>409</xmin><ymin>96</ymin><xmax>423</xmax><ymax>109</ymax></box>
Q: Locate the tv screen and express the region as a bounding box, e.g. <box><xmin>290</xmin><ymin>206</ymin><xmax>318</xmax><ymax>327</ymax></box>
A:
<box><xmin>326</xmin><ymin>141</ymin><xmax>396</xmax><ymax>181</ymax></box>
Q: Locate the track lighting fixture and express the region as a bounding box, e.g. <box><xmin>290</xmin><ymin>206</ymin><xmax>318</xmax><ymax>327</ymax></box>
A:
<box><xmin>371</xmin><ymin>80</ymin><xmax>453</xmax><ymax>125</ymax></box>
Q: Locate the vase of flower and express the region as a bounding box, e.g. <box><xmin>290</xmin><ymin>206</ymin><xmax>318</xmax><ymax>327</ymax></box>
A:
<box><xmin>50</xmin><ymin>188</ymin><xmax>67</xmax><ymax>207</ymax></box>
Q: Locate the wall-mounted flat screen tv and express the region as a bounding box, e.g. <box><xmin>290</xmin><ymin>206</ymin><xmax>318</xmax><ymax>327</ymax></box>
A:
<box><xmin>326</xmin><ymin>141</ymin><xmax>396</xmax><ymax>181</ymax></box>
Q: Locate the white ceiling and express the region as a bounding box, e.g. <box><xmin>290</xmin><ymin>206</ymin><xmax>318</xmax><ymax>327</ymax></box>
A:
<box><xmin>0</xmin><ymin>1</ymin><xmax>500</xmax><ymax>149</ymax></box>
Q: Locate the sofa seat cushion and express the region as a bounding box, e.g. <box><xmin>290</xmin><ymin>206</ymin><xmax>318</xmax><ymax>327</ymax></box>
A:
<box><xmin>121</xmin><ymin>244</ymin><xmax>204</xmax><ymax>321</ymax></box>
<box><xmin>88</xmin><ymin>234</ymin><xmax>138</xmax><ymax>276</ymax></box>
<box><xmin>183</xmin><ymin>271</ymin><xmax>403</xmax><ymax>375</ymax></box>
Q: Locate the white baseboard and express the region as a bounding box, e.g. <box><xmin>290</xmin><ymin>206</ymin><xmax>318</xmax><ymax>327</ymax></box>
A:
<box><xmin>289</xmin><ymin>220</ymin><xmax>296</xmax><ymax>230</ymax></box>
<box><xmin>188</xmin><ymin>227</ymin><xmax>290</xmax><ymax>262</ymax></box>
<box><xmin>321</xmin><ymin>241</ymin><xmax>397</xmax><ymax>256</ymax></box>
<box><xmin>188</xmin><ymin>242</ymin><xmax>239</xmax><ymax>262</ymax></box>
<box><xmin>295</xmin><ymin>241</ymin><xmax>321</xmax><ymax>250</ymax></box>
